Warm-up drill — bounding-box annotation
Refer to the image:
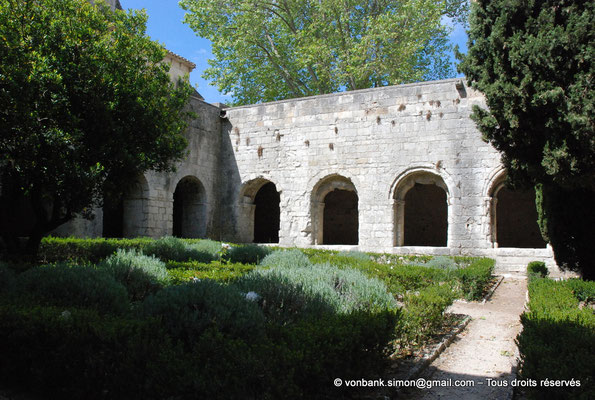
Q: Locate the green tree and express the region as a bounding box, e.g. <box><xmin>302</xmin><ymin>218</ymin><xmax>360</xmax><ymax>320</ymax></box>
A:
<box><xmin>458</xmin><ymin>0</ymin><xmax>594</xmax><ymax>278</ymax></box>
<box><xmin>180</xmin><ymin>0</ymin><xmax>469</xmax><ymax>105</ymax></box>
<box><xmin>0</xmin><ymin>0</ymin><xmax>193</xmax><ymax>253</ymax></box>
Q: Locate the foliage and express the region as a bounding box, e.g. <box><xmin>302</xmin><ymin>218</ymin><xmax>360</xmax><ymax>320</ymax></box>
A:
<box><xmin>144</xmin><ymin>236</ymin><xmax>214</xmax><ymax>263</ymax></box>
<box><xmin>400</xmin><ymin>283</ymin><xmax>457</xmax><ymax>346</ymax></box>
<box><xmin>458</xmin><ymin>0</ymin><xmax>595</xmax><ymax>277</ymax></box>
<box><xmin>186</xmin><ymin>239</ymin><xmax>224</xmax><ymax>258</ymax></box>
<box><xmin>336</xmin><ymin>250</ymin><xmax>371</xmax><ymax>262</ymax></box>
<box><xmin>180</xmin><ymin>0</ymin><xmax>469</xmax><ymax>105</ymax></box>
<box><xmin>166</xmin><ymin>261</ymin><xmax>255</xmax><ymax>284</ymax></box>
<box><xmin>527</xmin><ymin>261</ymin><xmax>548</xmax><ymax>281</ymax></box>
<box><xmin>517</xmin><ymin>277</ymin><xmax>594</xmax><ymax>399</ymax></box>
<box><xmin>227</xmin><ymin>244</ymin><xmax>271</xmax><ymax>264</ymax></box>
<box><xmin>565</xmin><ymin>278</ymin><xmax>595</xmax><ymax>303</ymax></box>
<box><xmin>235</xmin><ymin>262</ymin><xmax>398</xmax><ymax>323</ymax></box>
<box><xmin>38</xmin><ymin>236</ymin><xmax>150</xmax><ymax>263</ymax></box>
<box><xmin>454</xmin><ymin>258</ymin><xmax>495</xmax><ymax>300</ymax></box>
<box><xmin>0</xmin><ymin>0</ymin><xmax>193</xmax><ymax>252</ymax></box>
<box><xmin>140</xmin><ymin>280</ymin><xmax>266</xmax><ymax>345</ymax></box>
<box><xmin>99</xmin><ymin>249</ymin><xmax>169</xmax><ymax>301</ymax></box>
<box><xmin>260</xmin><ymin>248</ymin><xmax>312</xmax><ymax>269</ymax></box>
<box><xmin>0</xmin><ymin>262</ymin><xmax>16</xmax><ymax>295</ymax></box>
<box><xmin>13</xmin><ymin>263</ymin><xmax>129</xmax><ymax>314</ymax></box>
<box><xmin>535</xmin><ymin>183</ymin><xmax>594</xmax><ymax>279</ymax></box>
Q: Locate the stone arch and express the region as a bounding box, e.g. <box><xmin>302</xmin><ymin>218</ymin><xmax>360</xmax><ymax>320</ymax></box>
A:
<box><xmin>239</xmin><ymin>178</ymin><xmax>280</xmax><ymax>243</ymax></box>
<box><xmin>488</xmin><ymin>172</ymin><xmax>546</xmax><ymax>248</ymax></box>
<box><xmin>172</xmin><ymin>176</ymin><xmax>207</xmax><ymax>238</ymax></box>
<box><xmin>311</xmin><ymin>174</ymin><xmax>359</xmax><ymax>245</ymax></box>
<box><xmin>122</xmin><ymin>174</ymin><xmax>149</xmax><ymax>237</ymax></box>
<box><xmin>392</xmin><ymin>169</ymin><xmax>449</xmax><ymax>247</ymax></box>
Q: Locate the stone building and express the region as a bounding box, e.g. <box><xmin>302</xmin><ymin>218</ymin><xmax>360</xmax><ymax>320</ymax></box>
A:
<box><xmin>54</xmin><ymin>0</ymin><xmax>556</xmax><ymax>273</ymax></box>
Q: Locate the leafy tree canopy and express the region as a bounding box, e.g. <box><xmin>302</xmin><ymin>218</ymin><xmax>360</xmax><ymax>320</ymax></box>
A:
<box><xmin>180</xmin><ymin>0</ymin><xmax>469</xmax><ymax>105</ymax></box>
<box><xmin>0</xmin><ymin>0</ymin><xmax>193</xmax><ymax>251</ymax></box>
<box><xmin>458</xmin><ymin>0</ymin><xmax>594</xmax><ymax>190</ymax></box>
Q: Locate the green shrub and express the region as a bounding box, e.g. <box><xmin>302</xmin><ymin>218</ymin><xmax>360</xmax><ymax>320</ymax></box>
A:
<box><xmin>38</xmin><ymin>236</ymin><xmax>151</xmax><ymax>263</ymax></box>
<box><xmin>166</xmin><ymin>261</ymin><xmax>255</xmax><ymax>284</ymax></box>
<box><xmin>99</xmin><ymin>249</ymin><xmax>169</xmax><ymax>301</ymax></box>
<box><xmin>399</xmin><ymin>284</ymin><xmax>457</xmax><ymax>346</ymax></box>
<box><xmin>227</xmin><ymin>244</ymin><xmax>271</xmax><ymax>264</ymax></box>
<box><xmin>423</xmin><ymin>256</ymin><xmax>458</xmax><ymax>270</ymax></box>
<box><xmin>0</xmin><ymin>263</ymin><xmax>16</xmax><ymax>295</ymax></box>
<box><xmin>565</xmin><ymin>278</ymin><xmax>595</xmax><ymax>303</ymax></box>
<box><xmin>186</xmin><ymin>239</ymin><xmax>224</xmax><ymax>258</ymax></box>
<box><xmin>141</xmin><ymin>280</ymin><xmax>266</xmax><ymax>345</ymax></box>
<box><xmin>14</xmin><ymin>264</ymin><xmax>129</xmax><ymax>314</ymax></box>
<box><xmin>144</xmin><ymin>236</ymin><xmax>213</xmax><ymax>263</ymax></box>
<box><xmin>336</xmin><ymin>250</ymin><xmax>371</xmax><ymax>261</ymax></box>
<box><xmin>455</xmin><ymin>258</ymin><xmax>495</xmax><ymax>301</ymax></box>
<box><xmin>527</xmin><ymin>261</ymin><xmax>548</xmax><ymax>280</ymax></box>
<box><xmin>260</xmin><ymin>249</ymin><xmax>312</xmax><ymax>268</ymax></box>
<box><xmin>235</xmin><ymin>263</ymin><xmax>398</xmax><ymax>324</ymax></box>
<box><xmin>517</xmin><ymin>277</ymin><xmax>594</xmax><ymax>399</ymax></box>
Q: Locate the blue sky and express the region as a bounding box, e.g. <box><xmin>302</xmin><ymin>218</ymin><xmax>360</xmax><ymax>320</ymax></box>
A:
<box><xmin>122</xmin><ymin>1</ymin><xmax>468</xmax><ymax>105</ymax></box>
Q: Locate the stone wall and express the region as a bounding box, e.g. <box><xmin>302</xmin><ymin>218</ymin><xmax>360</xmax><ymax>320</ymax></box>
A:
<box><xmin>218</xmin><ymin>78</ymin><xmax>555</xmax><ymax>270</ymax></box>
<box><xmin>54</xmin><ymin>77</ymin><xmax>556</xmax><ymax>273</ymax></box>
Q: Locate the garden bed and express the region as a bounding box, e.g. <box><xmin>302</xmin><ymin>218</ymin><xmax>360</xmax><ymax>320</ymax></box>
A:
<box><xmin>0</xmin><ymin>237</ymin><xmax>496</xmax><ymax>400</ymax></box>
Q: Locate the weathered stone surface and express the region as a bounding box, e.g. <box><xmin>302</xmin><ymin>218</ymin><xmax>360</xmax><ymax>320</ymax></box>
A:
<box><xmin>58</xmin><ymin>78</ymin><xmax>556</xmax><ymax>272</ymax></box>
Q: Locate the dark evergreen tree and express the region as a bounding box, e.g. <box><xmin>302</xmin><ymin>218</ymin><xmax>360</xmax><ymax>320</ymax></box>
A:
<box><xmin>459</xmin><ymin>0</ymin><xmax>594</xmax><ymax>278</ymax></box>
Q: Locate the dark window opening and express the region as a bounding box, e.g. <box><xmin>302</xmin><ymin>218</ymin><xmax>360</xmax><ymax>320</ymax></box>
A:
<box><xmin>496</xmin><ymin>187</ymin><xmax>547</xmax><ymax>248</ymax></box>
<box><xmin>323</xmin><ymin>189</ymin><xmax>358</xmax><ymax>245</ymax></box>
<box><xmin>253</xmin><ymin>182</ymin><xmax>280</xmax><ymax>243</ymax></box>
<box><xmin>403</xmin><ymin>183</ymin><xmax>447</xmax><ymax>246</ymax></box>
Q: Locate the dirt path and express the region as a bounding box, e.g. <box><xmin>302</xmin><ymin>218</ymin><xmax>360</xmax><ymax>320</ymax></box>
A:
<box><xmin>401</xmin><ymin>276</ymin><xmax>527</xmax><ymax>400</ymax></box>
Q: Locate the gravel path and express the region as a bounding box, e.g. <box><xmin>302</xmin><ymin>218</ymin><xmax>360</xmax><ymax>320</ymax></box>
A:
<box><xmin>401</xmin><ymin>276</ymin><xmax>527</xmax><ymax>400</ymax></box>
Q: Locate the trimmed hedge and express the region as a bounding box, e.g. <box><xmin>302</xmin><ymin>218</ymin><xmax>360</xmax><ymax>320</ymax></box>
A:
<box><xmin>517</xmin><ymin>275</ymin><xmax>595</xmax><ymax>399</ymax></box>
<box><xmin>13</xmin><ymin>263</ymin><xmax>129</xmax><ymax>315</ymax></box>
<box><xmin>141</xmin><ymin>280</ymin><xmax>266</xmax><ymax>344</ymax></box>
<box><xmin>99</xmin><ymin>249</ymin><xmax>169</xmax><ymax>301</ymax></box>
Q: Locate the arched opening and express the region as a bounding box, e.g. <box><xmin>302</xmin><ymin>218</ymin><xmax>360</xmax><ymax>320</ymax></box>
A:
<box><xmin>253</xmin><ymin>182</ymin><xmax>280</xmax><ymax>243</ymax></box>
<box><xmin>323</xmin><ymin>189</ymin><xmax>359</xmax><ymax>245</ymax></box>
<box><xmin>393</xmin><ymin>171</ymin><xmax>449</xmax><ymax>247</ymax></box>
<box><xmin>311</xmin><ymin>175</ymin><xmax>359</xmax><ymax>245</ymax></box>
<box><xmin>173</xmin><ymin>176</ymin><xmax>207</xmax><ymax>238</ymax></box>
<box><xmin>404</xmin><ymin>183</ymin><xmax>447</xmax><ymax>246</ymax></box>
<box><xmin>492</xmin><ymin>184</ymin><xmax>546</xmax><ymax>248</ymax></box>
<box><xmin>122</xmin><ymin>176</ymin><xmax>149</xmax><ymax>237</ymax></box>
<box><xmin>103</xmin><ymin>175</ymin><xmax>149</xmax><ymax>238</ymax></box>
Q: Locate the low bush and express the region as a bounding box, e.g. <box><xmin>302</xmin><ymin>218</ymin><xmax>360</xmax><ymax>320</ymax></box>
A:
<box><xmin>0</xmin><ymin>263</ymin><xmax>16</xmax><ymax>295</ymax></box>
<box><xmin>454</xmin><ymin>258</ymin><xmax>495</xmax><ymax>301</ymax></box>
<box><xmin>336</xmin><ymin>250</ymin><xmax>371</xmax><ymax>261</ymax></box>
<box><xmin>565</xmin><ymin>278</ymin><xmax>595</xmax><ymax>303</ymax></box>
<box><xmin>517</xmin><ymin>277</ymin><xmax>594</xmax><ymax>399</ymax></box>
<box><xmin>141</xmin><ymin>280</ymin><xmax>266</xmax><ymax>345</ymax></box>
<box><xmin>260</xmin><ymin>249</ymin><xmax>312</xmax><ymax>268</ymax></box>
<box><xmin>235</xmin><ymin>263</ymin><xmax>398</xmax><ymax>323</ymax></box>
<box><xmin>227</xmin><ymin>244</ymin><xmax>271</xmax><ymax>264</ymax></box>
<box><xmin>399</xmin><ymin>283</ymin><xmax>457</xmax><ymax>346</ymax></box>
<box><xmin>186</xmin><ymin>239</ymin><xmax>224</xmax><ymax>258</ymax></box>
<box><xmin>422</xmin><ymin>256</ymin><xmax>458</xmax><ymax>270</ymax></box>
<box><xmin>99</xmin><ymin>249</ymin><xmax>169</xmax><ymax>301</ymax></box>
<box><xmin>144</xmin><ymin>236</ymin><xmax>213</xmax><ymax>263</ymax></box>
<box><xmin>38</xmin><ymin>236</ymin><xmax>151</xmax><ymax>263</ymax></box>
<box><xmin>527</xmin><ymin>261</ymin><xmax>548</xmax><ymax>280</ymax></box>
<box><xmin>0</xmin><ymin>304</ymin><xmax>278</xmax><ymax>400</ymax></box>
<box><xmin>166</xmin><ymin>261</ymin><xmax>255</xmax><ymax>284</ymax></box>
<box><xmin>13</xmin><ymin>263</ymin><xmax>129</xmax><ymax>314</ymax></box>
